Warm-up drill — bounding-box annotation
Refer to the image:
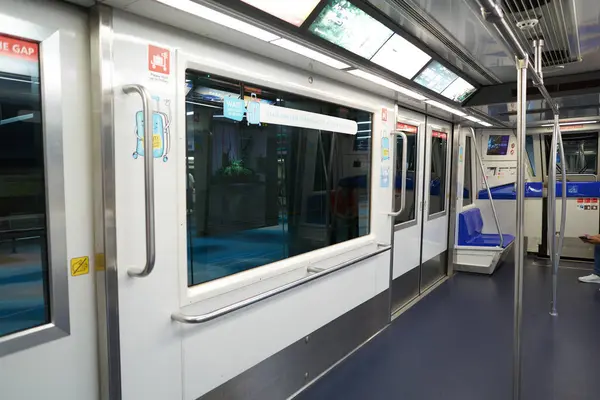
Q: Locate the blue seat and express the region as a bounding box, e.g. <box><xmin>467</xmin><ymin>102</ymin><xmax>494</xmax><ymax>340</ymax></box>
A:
<box><xmin>458</xmin><ymin>208</ymin><xmax>514</xmax><ymax>248</ymax></box>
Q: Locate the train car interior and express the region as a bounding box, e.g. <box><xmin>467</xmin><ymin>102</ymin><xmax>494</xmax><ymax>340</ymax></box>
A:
<box><xmin>2</xmin><ymin>0</ymin><xmax>600</xmax><ymax>399</ymax></box>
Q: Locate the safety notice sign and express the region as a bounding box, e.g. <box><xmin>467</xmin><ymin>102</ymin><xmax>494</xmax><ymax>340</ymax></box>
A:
<box><xmin>0</xmin><ymin>35</ymin><xmax>38</xmax><ymax>61</ymax></box>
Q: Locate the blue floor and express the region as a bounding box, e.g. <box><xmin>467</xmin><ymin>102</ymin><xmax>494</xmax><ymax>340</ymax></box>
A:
<box><xmin>296</xmin><ymin>256</ymin><xmax>600</xmax><ymax>400</ymax></box>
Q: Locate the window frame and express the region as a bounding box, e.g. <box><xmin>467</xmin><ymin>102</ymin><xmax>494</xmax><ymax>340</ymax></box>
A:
<box><xmin>177</xmin><ymin>51</ymin><xmax>384</xmax><ymax>307</ymax></box>
<box><xmin>0</xmin><ymin>25</ymin><xmax>69</xmax><ymax>356</ymax></box>
<box><xmin>462</xmin><ymin>135</ymin><xmax>473</xmax><ymax>207</ymax></box>
<box><xmin>393</xmin><ymin>114</ymin><xmax>424</xmax><ymax>231</ymax></box>
<box><xmin>426</xmin><ymin>121</ymin><xmax>452</xmax><ymax>221</ymax></box>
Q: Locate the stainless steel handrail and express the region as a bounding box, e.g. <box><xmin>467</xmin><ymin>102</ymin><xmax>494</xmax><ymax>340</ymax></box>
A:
<box><xmin>171</xmin><ymin>245</ymin><xmax>392</xmax><ymax>324</ymax></box>
<box><xmin>389</xmin><ymin>131</ymin><xmax>407</xmax><ymax>217</ymax></box>
<box><xmin>548</xmin><ymin>117</ymin><xmax>558</xmax><ymax>315</ymax></box>
<box><xmin>468</xmin><ymin>127</ymin><xmax>504</xmax><ymax>248</ymax></box>
<box><xmin>123</xmin><ymin>84</ymin><xmax>156</xmax><ymax>278</ymax></box>
<box><xmin>550</xmin><ymin>116</ymin><xmax>568</xmax><ymax>316</ymax></box>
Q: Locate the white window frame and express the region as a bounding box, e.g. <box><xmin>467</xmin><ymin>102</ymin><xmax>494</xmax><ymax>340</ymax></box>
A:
<box><xmin>176</xmin><ymin>51</ymin><xmax>385</xmax><ymax>307</ymax></box>
<box><xmin>0</xmin><ymin>22</ymin><xmax>69</xmax><ymax>356</ymax></box>
<box><xmin>426</xmin><ymin>120</ymin><xmax>452</xmax><ymax>221</ymax></box>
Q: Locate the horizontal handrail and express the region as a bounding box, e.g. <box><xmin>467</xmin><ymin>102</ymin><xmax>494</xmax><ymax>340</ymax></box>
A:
<box><xmin>171</xmin><ymin>244</ymin><xmax>392</xmax><ymax>324</ymax></box>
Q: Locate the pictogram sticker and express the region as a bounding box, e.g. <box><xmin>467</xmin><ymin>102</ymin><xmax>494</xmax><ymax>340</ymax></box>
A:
<box><xmin>71</xmin><ymin>256</ymin><xmax>90</xmax><ymax>277</ymax></box>
<box><xmin>148</xmin><ymin>45</ymin><xmax>170</xmax><ymax>75</ymax></box>
<box><xmin>382</xmin><ymin>108</ymin><xmax>388</xmax><ymax>122</ymax></box>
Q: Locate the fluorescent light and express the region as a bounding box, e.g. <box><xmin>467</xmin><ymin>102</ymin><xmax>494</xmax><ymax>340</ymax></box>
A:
<box><xmin>240</xmin><ymin>0</ymin><xmax>320</xmax><ymax>27</ymax></box>
<box><xmin>465</xmin><ymin>115</ymin><xmax>481</xmax><ymax>123</ymax></box>
<box><xmin>371</xmin><ymin>34</ymin><xmax>431</xmax><ymax>79</ymax></box>
<box><xmin>348</xmin><ymin>69</ymin><xmax>427</xmax><ymax>101</ymax></box>
<box><xmin>425</xmin><ymin>100</ymin><xmax>466</xmax><ymax>117</ymax></box>
<box><xmin>270</xmin><ymin>38</ymin><xmax>349</xmax><ymax>69</ymax></box>
<box><xmin>185</xmin><ymin>101</ymin><xmax>222</xmax><ymax>109</ymax></box>
<box><xmin>356</xmin><ymin>129</ymin><xmax>372</xmax><ymax>133</ymax></box>
<box><xmin>541</xmin><ymin>120</ymin><xmax>598</xmax><ymax>127</ymax></box>
<box><xmin>357</xmin><ymin>121</ymin><xmax>371</xmax><ymax>125</ymax></box>
<box><xmin>156</xmin><ymin>0</ymin><xmax>280</xmax><ymax>42</ymax></box>
<box><xmin>0</xmin><ymin>113</ymin><xmax>34</xmax><ymax>126</ymax></box>
<box><xmin>186</xmin><ymin>111</ymin><xmax>194</xmax><ymax>116</ymax></box>
<box><xmin>478</xmin><ymin>121</ymin><xmax>493</xmax><ymax>127</ymax></box>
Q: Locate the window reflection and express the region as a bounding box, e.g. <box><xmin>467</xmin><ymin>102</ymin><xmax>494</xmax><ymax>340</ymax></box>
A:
<box><xmin>429</xmin><ymin>130</ymin><xmax>448</xmax><ymax>215</ymax></box>
<box><xmin>0</xmin><ymin>36</ymin><xmax>50</xmax><ymax>337</ymax></box>
<box><xmin>185</xmin><ymin>71</ymin><xmax>372</xmax><ymax>286</ymax></box>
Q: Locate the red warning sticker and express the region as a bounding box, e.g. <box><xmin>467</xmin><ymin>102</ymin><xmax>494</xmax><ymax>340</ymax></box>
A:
<box><xmin>0</xmin><ymin>35</ymin><xmax>38</xmax><ymax>62</ymax></box>
<box><xmin>148</xmin><ymin>44</ymin><xmax>170</xmax><ymax>75</ymax></box>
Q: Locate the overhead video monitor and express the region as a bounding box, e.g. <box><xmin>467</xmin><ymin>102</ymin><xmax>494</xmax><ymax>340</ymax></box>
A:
<box><xmin>486</xmin><ymin>135</ymin><xmax>510</xmax><ymax>156</ymax></box>
<box><xmin>240</xmin><ymin>0</ymin><xmax>321</xmax><ymax>27</ymax></box>
<box><xmin>309</xmin><ymin>0</ymin><xmax>393</xmax><ymax>59</ymax></box>
<box><xmin>413</xmin><ymin>60</ymin><xmax>458</xmax><ymax>93</ymax></box>
<box><xmin>370</xmin><ymin>34</ymin><xmax>431</xmax><ymax>79</ymax></box>
<box><xmin>441</xmin><ymin>77</ymin><xmax>476</xmax><ymax>103</ymax></box>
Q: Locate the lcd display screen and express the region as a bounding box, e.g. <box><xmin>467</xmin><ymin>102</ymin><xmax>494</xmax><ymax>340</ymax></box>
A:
<box><xmin>240</xmin><ymin>0</ymin><xmax>321</xmax><ymax>27</ymax></box>
<box><xmin>487</xmin><ymin>135</ymin><xmax>510</xmax><ymax>156</ymax></box>
<box><xmin>441</xmin><ymin>77</ymin><xmax>476</xmax><ymax>102</ymax></box>
<box><xmin>370</xmin><ymin>34</ymin><xmax>431</xmax><ymax>79</ymax></box>
<box><xmin>309</xmin><ymin>0</ymin><xmax>393</xmax><ymax>59</ymax></box>
<box><xmin>414</xmin><ymin>60</ymin><xmax>458</xmax><ymax>93</ymax></box>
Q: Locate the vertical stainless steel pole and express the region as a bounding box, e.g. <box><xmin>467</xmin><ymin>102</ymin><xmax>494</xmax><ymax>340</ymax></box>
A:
<box><xmin>513</xmin><ymin>56</ymin><xmax>528</xmax><ymax>400</ymax></box>
<box><xmin>550</xmin><ymin>115</ymin><xmax>559</xmax><ymax>316</ymax></box>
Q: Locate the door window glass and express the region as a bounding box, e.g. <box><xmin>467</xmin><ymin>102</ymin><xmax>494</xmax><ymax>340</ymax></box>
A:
<box><xmin>185</xmin><ymin>71</ymin><xmax>372</xmax><ymax>286</ymax></box>
<box><xmin>526</xmin><ymin>135</ymin><xmax>536</xmax><ymax>176</ymax></box>
<box><xmin>544</xmin><ymin>133</ymin><xmax>598</xmax><ymax>175</ymax></box>
<box><xmin>463</xmin><ymin>137</ymin><xmax>472</xmax><ymax>207</ymax></box>
<box><xmin>429</xmin><ymin>130</ymin><xmax>448</xmax><ymax>215</ymax></box>
<box><xmin>0</xmin><ymin>35</ymin><xmax>50</xmax><ymax>337</ymax></box>
<box><xmin>394</xmin><ymin>123</ymin><xmax>418</xmax><ymax>224</ymax></box>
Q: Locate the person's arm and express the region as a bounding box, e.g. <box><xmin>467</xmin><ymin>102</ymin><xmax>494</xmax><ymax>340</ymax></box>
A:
<box><xmin>586</xmin><ymin>234</ymin><xmax>600</xmax><ymax>245</ymax></box>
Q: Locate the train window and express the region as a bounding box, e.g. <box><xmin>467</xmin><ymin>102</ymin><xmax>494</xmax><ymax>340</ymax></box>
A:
<box><xmin>394</xmin><ymin>125</ymin><xmax>418</xmax><ymax>224</ymax></box>
<box><xmin>463</xmin><ymin>137</ymin><xmax>472</xmax><ymax>207</ymax></box>
<box><xmin>526</xmin><ymin>135</ymin><xmax>536</xmax><ymax>176</ymax></box>
<box><xmin>0</xmin><ymin>37</ymin><xmax>50</xmax><ymax>338</ymax></box>
<box><xmin>545</xmin><ymin>133</ymin><xmax>598</xmax><ymax>175</ymax></box>
<box><xmin>185</xmin><ymin>71</ymin><xmax>372</xmax><ymax>286</ymax></box>
<box><xmin>429</xmin><ymin>130</ymin><xmax>448</xmax><ymax>215</ymax></box>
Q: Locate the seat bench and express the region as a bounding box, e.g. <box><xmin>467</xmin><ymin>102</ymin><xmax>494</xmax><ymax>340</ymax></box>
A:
<box><xmin>458</xmin><ymin>208</ymin><xmax>514</xmax><ymax>248</ymax></box>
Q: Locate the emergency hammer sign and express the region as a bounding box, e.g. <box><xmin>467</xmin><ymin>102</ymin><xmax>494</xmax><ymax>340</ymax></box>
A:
<box><xmin>0</xmin><ymin>35</ymin><xmax>38</xmax><ymax>62</ymax></box>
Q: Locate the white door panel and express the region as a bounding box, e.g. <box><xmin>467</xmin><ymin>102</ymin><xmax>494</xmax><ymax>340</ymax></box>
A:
<box><xmin>107</xmin><ymin>8</ymin><xmax>394</xmax><ymax>399</ymax></box>
<box><xmin>0</xmin><ymin>1</ymin><xmax>98</xmax><ymax>399</ymax></box>
<box><xmin>393</xmin><ymin>226</ymin><xmax>421</xmax><ymax>278</ymax></box>
<box><xmin>392</xmin><ymin>110</ymin><xmax>426</xmax><ymax>280</ymax></box>
<box><xmin>421</xmin><ymin>119</ymin><xmax>452</xmax><ymax>264</ymax></box>
<box><xmin>421</xmin><ymin>216</ymin><xmax>449</xmax><ymax>261</ymax></box>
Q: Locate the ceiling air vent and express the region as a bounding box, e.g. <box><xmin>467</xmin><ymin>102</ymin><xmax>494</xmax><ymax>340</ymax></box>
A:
<box><xmin>501</xmin><ymin>0</ymin><xmax>580</xmax><ymax>67</ymax></box>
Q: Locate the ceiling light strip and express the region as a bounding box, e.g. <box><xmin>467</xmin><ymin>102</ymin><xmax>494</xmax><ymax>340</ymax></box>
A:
<box><xmin>270</xmin><ymin>38</ymin><xmax>349</xmax><ymax>69</ymax></box>
<box><xmin>157</xmin><ymin>0</ymin><xmax>280</xmax><ymax>42</ymax></box>
<box><xmin>348</xmin><ymin>69</ymin><xmax>427</xmax><ymax>101</ymax></box>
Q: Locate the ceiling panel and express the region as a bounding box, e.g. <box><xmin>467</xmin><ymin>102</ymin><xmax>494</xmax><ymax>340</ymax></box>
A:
<box><xmin>367</xmin><ymin>0</ymin><xmax>512</xmax><ymax>84</ymax></box>
<box><xmin>368</xmin><ymin>0</ymin><xmax>600</xmax><ymax>84</ymax></box>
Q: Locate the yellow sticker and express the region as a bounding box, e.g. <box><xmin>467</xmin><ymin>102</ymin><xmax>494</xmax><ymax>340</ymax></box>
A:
<box><xmin>141</xmin><ymin>134</ymin><xmax>162</xmax><ymax>150</ymax></box>
<box><xmin>95</xmin><ymin>253</ymin><xmax>105</xmax><ymax>271</ymax></box>
<box><xmin>71</xmin><ymin>256</ymin><xmax>89</xmax><ymax>276</ymax></box>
